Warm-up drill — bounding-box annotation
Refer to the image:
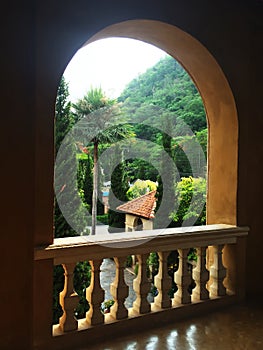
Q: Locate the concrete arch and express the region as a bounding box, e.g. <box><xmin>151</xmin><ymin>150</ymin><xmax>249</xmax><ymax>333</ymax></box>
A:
<box><xmin>85</xmin><ymin>20</ymin><xmax>238</xmax><ymax>225</ymax></box>
<box><xmin>133</xmin><ymin>217</ymin><xmax>143</xmax><ymax>231</ymax></box>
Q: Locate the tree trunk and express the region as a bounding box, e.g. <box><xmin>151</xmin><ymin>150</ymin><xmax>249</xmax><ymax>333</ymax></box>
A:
<box><xmin>91</xmin><ymin>141</ymin><xmax>98</xmax><ymax>235</ymax></box>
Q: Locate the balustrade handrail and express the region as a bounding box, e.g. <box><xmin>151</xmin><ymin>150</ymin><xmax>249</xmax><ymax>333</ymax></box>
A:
<box><xmin>34</xmin><ymin>224</ymin><xmax>249</xmax><ymax>264</ymax></box>
<box><xmin>33</xmin><ymin>223</ymin><xmax>249</xmax><ymax>348</ymax></box>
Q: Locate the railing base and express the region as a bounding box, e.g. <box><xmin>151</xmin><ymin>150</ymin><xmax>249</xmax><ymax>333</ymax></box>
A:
<box><xmin>34</xmin><ymin>294</ymin><xmax>240</xmax><ymax>350</ymax></box>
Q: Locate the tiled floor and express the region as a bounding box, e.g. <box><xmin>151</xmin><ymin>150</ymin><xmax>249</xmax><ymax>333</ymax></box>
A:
<box><xmin>82</xmin><ymin>300</ymin><xmax>263</xmax><ymax>350</ymax></box>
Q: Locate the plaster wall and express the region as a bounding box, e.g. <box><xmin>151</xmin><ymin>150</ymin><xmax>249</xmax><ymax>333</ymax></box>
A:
<box><xmin>125</xmin><ymin>214</ymin><xmax>153</xmax><ymax>231</ymax></box>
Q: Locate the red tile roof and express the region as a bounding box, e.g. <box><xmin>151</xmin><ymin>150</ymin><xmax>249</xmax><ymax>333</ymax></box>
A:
<box><xmin>117</xmin><ymin>190</ymin><xmax>157</xmax><ymax>219</ymax></box>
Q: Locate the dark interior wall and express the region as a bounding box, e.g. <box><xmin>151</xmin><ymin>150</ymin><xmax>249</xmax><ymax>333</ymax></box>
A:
<box><xmin>235</xmin><ymin>4</ymin><xmax>263</xmax><ymax>296</ymax></box>
<box><xmin>1</xmin><ymin>1</ymin><xmax>262</xmax><ymax>349</ymax></box>
<box><xmin>1</xmin><ymin>2</ymin><xmax>35</xmax><ymax>349</ymax></box>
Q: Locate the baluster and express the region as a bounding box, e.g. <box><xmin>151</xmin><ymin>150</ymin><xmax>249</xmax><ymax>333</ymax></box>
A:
<box><xmin>173</xmin><ymin>248</ymin><xmax>191</xmax><ymax>304</ymax></box>
<box><xmin>110</xmin><ymin>256</ymin><xmax>129</xmax><ymax>320</ymax></box>
<box><xmin>59</xmin><ymin>262</ymin><xmax>79</xmax><ymax>332</ymax></box>
<box><xmin>192</xmin><ymin>246</ymin><xmax>209</xmax><ymax>301</ymax></box>
<box><xmin>210</xmin><ymin>244</ymin><xmax>227</xmax><ymax>297</ymax></box>
<box><xmin>133</xmin><ymin>254</ymin><xmax>151</xmax><ymax>314</ymax></box>
<box><xmin>154</xmin><ymin>251</ymin><xmax>171</xmax><ymax>309</ymax></box>
<box><xmin>86</xmin><ymin>259</ymin><xmax>104</xmax><ymax>326</ymax></box>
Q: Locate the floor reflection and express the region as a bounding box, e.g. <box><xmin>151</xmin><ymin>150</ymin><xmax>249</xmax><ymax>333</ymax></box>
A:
<box><xmin>80</xmin><ymin>300</ymin><xmax>263</xmax><ymax>350</ymax></box>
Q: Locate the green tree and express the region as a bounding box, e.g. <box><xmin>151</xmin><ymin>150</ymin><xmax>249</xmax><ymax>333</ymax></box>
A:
<box><xmin>73</xmin><ymin>261</ymin><xmax>91</xmax><ymax>319</ymax></box>
<box><xmin>196</xmin><ymin>128</ymin><xmax>208</xmax><ymax>158</ymax></box>
<box><xmin>172</xmin><ymin>136</ymin><xmax>194</xmax><ymax>178</ymax></box>
<box><xmin>77</xmin><ymin>153</ymin><xmax>93</xmax><ymax>209</ymax></box>
<box><xmin>73</xmin><ymin>87</ymin><xmax>134</xmax><ymax>235</ymax></box>
<box><xmin>55</xmin><ymin>76</ymin><xmax>73</xmax><ymax>155</ymax></box>
<box><xmin>108</xmin><ymin>146</ymin><xmax>130</xmax><ymax>232</ymax></box>
<box><xmin>84</xmin><ymin>154</ymin><xmax>94</xmax><ymax>206</ymax></box>
<box><xmin>155</xmin><ymin>116</ymin><xmax>176</xmax><ymax>228</ymax></box>
<box><xmin>54</xmin><ymin>76</ymin><xmax>86</xmax><ymax>238</ymax></box>
<box><xmin>119</xmin><ymin>55</ymin><xmax>207</xmax><ymax>134</ymax></box>
<box><xmin>170</xmin><ymin>176</ymin><xmax>206</xmax><ymax>226</ymax></box>
<box><xmin>172</xmin><ymin>134</ymin><xmax>206</xmax><ymax>178</ymax></box>
<box><xmin>126</xmin><ymin>179</ymin><xmax>157</xmax><ymax>200</ymax></box>
<box><xmin>124</xmin><ymin>158</ymin><xmax>158</xmax><ymax>183</ymax></box>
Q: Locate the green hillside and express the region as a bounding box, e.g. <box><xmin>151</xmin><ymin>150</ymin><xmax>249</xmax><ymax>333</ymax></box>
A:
<box><xmin>118</xmin><ymin>55</ymin><xmax>207</xmax><ymax>135</ymax></box>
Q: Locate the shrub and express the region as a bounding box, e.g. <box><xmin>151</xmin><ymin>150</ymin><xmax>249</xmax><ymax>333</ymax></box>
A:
<box><xmin>170</xmin><ymin>176</ymin><xmax>206</xmax><ymax>226</ymax></box>
<box><xmin>96</xmin><ymin>214</ymin><xmax>109</xmax><ymax>225</ymax></box>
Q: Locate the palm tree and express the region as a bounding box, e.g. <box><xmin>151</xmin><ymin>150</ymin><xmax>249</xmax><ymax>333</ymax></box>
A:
<box><xmin>73</xmin><ymin>87</ymin><xmax>133</xmax><ymax>235</ymax></box>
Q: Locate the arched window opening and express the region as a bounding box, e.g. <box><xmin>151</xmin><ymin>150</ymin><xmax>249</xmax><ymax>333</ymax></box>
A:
<box><xmin>49</xmin><ymin>19</ymin><xmax>239</xmax><ymax>330</ymax></box>
<box><xmin>54</xmin><ymin>35</ymin><xmax>209</xmax><ymax>238</ymax></box>
<box><xmin>85</xmin><ymin>20</ymin><xmax>238</xmax><ymax>228</ymax></box>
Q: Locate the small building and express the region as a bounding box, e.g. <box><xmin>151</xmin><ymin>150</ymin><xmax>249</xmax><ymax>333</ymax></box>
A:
<box><xmin>117</xmin><ymin>190</ymin><xmax>157</xmax><ymax>232</ymax></box>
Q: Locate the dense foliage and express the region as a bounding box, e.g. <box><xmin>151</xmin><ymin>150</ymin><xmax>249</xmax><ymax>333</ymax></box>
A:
<box><xmin>170</xmin><ymin>176</ymin><xmax>207</xmax><ymax>226</ymax></box>
<box><xmin>77</xmin><ymin>154</ymin><xmax>93</xmax><ymax>209</ymax></box>
<box><xmin>117</xmin><ymin>55</ymin><xmax>207</xmax><ymax>227</ymax></box>
<box><xmin>118</xmin><ymin>55</ymin><xmax>206</xmax><ymax>134</ymax></box>
<box><xmin>54</xmin><ymin>76</ymin><xmax>85</xmax><ymax>238</ymax></box>
<box><xmin>126</xmin><ymin>179</ymin><xmax>157</xmax><ymax>200</ymax></box>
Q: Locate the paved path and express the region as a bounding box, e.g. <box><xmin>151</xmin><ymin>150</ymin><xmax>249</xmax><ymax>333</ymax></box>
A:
<box><xmin>84</xmin><ymin>226</ymin><xmax>155</xmax><ymax>307</ymax></box>
<box><xmin>100</xmin><ymin>258</ymin><xmax>154</xmax><ymax>308</ymax></box>
<box><xmin>85</xmin><ymin>225</ymin><xmax>110</xmax><ymax>235</ymax></box>
<box><xmin>100</xmin><ymin>258</ymin><xmax>136</xmax><ymax>308</ymax></box>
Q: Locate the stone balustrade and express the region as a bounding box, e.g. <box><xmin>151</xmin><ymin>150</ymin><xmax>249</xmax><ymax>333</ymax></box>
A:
<box><xmin>34</xmin><ymin>224</ymin><xmax>248</xmax><ymax>350</ymax></box>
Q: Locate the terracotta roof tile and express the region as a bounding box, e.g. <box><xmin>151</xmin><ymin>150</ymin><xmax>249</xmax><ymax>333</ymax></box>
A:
<box><xmin>117</xmin><ymin>190</ymin><xmax>157</xmax><ymax>219</ymax></box>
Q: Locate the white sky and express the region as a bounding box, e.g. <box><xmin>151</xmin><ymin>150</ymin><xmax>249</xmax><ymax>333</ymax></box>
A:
<box><xmin>63</xmin><ymin>37</ymin><xmax>168</xmax><ymax>102</ymax></box>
